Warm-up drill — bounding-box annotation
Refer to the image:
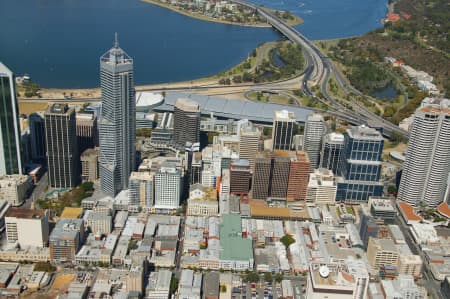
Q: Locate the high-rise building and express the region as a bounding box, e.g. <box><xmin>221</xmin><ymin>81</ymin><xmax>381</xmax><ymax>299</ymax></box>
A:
<box><xmin>336</xmin><ymin>125</ymin><xmax>384</xmax><ymax>203</ymax></box>
<box><xmin>76</xmin><ymin>112</ymin><xmax>98</xmax><ymax>154</ymax></box>
<box><xmin>306</xmin><ymin>168</ymin><xmax>337</xmax><ymax>204</ymax></box>
<box><xmin>359</xmin><ymin>213</ymin><xmax>380</xmax><ymax>249</ymax></box>
<box><xmin>5</xmin><ymin>208</ymin><xmax>49</xmax><ymax>247</ymax></box>
<box><xmin>303</xmin><ymin>113</ymin><xmax>326</xmax><ymax>171</ymax></box>
<box><xmin>29</xmin><ymin>112</ymin><xmax>46</xmax><ymax>162</ymax></box>
<box><xmin>99</xmin><ymin>35</ymin><xmax>136</xmax><ymax>197</ymax></box>
<box><xmin>173</xmin><ymin>98</ymin><xmax>200</xmax><ymax>148</ymax></box>
<box><xmin>320</xmin><ymin>132</ymin><xmax>344</xmax><ymax>174</ymax></box>
<box><xmin>80</xmin><ymin>147</ymin><xmax>99</xmax><ymax>182</ymax></box>
<box><xmin>229</xmin><ymin>159</ymin><xmax>252</xmax><ymax>195</ymax></box>
<box><xmin>44</xmin><ymin>104</ymin><xmax>79</xmax><ymax>188</ymax></box>
<box><xmin>272</xmin><ymin>110</ymin><xmax>296</xmax><ymax>151</ymax></box>
<box><xmin>252</xmin><ymin>153</ymin><xmax>272</xmax><ymax>200</ymax></box>
<box><xmin>239</xmin><ymin>124</ymin><xmax>261</xmax><ymax>170</ymax></box>
<box><xmin>154</xmin><ymin>162</ymin><xmax>182</xmax><ymax>209</ymax></box>
<box><xmin>252</xmin><ymin>151</ymin><xmax>309</xmax><ymax>201</ymax></box>
<box><xmin>0</xmin><ymin>62</ymin><xmax>22</xmax><ymax>175</ymax></box>
<box><xmin>129</xmin><ymin>171</ymin><xmax>154</xmax><ymax>209</ymax></box>
<box><xmin>287</xmin><ymin>151</ymin><xmax>310</xmax><ymax>201</ymax></box>
<box><xmin>398</xmin><ymin>98</ymin><xmax>450</xmax><ymax>207</ymax></box>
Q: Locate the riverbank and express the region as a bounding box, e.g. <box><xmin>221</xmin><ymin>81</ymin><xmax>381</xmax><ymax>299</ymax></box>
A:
<box><xmin>141</xmin><ymin>0</ymin><xmax>302</xmax><ymax>27</ymax></box>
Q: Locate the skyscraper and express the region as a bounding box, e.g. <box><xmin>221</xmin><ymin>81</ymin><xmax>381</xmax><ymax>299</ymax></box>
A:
<box><xmin>398</xmin><ymin>98</ymin><xmax>450</xmax><ymax>207</ymax></box>
<box><xmin>303</xmin><ymin>113</ymin><xmax>326</xmax><ymax>171</ymax></box>
<box><xmin>320</xmin><ymin>132</ymin><xmax>344</xmax><ymax>174</ymax></box>
<box><xmin>287</xmin><ymin>151</ymin><xmax>310</xmax><ymax>201</ymax></box>
<box><xmin>44</xmin><ymin>104</ymin><xmax>79</xmax><ymax>188</ymax></box>
<box><xmin>229</xmin><ymin>159</ymin><xmax>252</xmax><ymax>196</ymax></box>
<box><xmin>0</xmin><ymin>62</ymin><xmax>22</xmax><ymax>175</ymax></box>
<box><xmin>272</xmin><ymin>110</ymin><xmax>296</xmax><ymax>150</ymax></box>
<box><xmin>99</xmin><ymin>35</ymin><xmax>136</xmax><ymax>197</ymax></box>
<box><xmin>173</xmin><ymin>98</ymin><xmax>200</xmax><ymax>148</ymax></box>
<box><xmin>154</xmin><ymin>163</ymin><xmax>182</xmax><ymax>209</ymax></box>
<box><xmin>252</xmin><ymin>152</ymin><xmax>272</xmax><ymax>200</ymax></box>
<box><xmin>239</xmin><ymin>124</ymin><xmax>261</xmax><ymax>170</ymax></box>
<box><xmin>336</xmin><ymin>125</ymin><xmax>384</xmax><ymax>202</ymax></box>
<box><xmin>76</xmin><ymin>112</ymin><xmax>98</xmax><ymax>154</ymax></box>
<box><xmin>29</xmin><ymin>112</ymin><xmax>46</xmax><ymax>162</ymax></box>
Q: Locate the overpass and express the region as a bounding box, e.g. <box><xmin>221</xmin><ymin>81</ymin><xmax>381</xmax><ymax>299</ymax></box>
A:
<box><xmin>232</xmin><ymin>0</ymin><xmax>409</xmax><ymax>138</ymax></box>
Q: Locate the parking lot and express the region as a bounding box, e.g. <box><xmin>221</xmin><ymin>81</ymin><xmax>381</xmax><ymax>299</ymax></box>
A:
<box><xmin>231</xmin><ymin>276</ymin><xmax>306</xmax><ymax>299</ymax></box>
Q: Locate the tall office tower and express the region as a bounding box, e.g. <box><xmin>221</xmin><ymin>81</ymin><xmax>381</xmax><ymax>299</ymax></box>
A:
<box><xmin>173</xmin><ymin>98</ymin><xmax>200</xmax><ymax>148</ymax></box>
<box><xmin>154</xmin><ymin>162</ymin><xmax>182</xmax><ymax>209</ymax></box>
<box><xmin>99</xmin><ymin>35</ymin><xmax>136</xmax><ymax>197</ymax></box>
<box><xmin>252</xmin><ymin>153</ymin><xmax>272</xmax><ymax>200</ymax></box>
<box><xmin>272</xmin><ymin>110</ymin><xmax>296</xmax><ymax>150</ymax></box>
<box><xmin>239</xmin><ymin>124</ymin><xmax>261</xmax><ymax>170</ymax></box>
<box><xmin>270</xmin><ymin>152</ymin><xmax>291</xmax><ymax>199</ymax></box>
<box><xmin>45</xmin><ymin>104</ymin><xmax>79</xmax><ymax>188</ymax></box>
<box><xmin>229</xmin><ymin>159</ymin><xmax>252</xmax><ymax>195</ymax></box>
<box><xmin>320</xmin><ymin>132</ymin><xmax>344</xmax><ymax>174</ymax></box>
<box><xmin>398</xmin><ymin>98</ymin><xmax>450</xmax><ymax>207</ymax></box>
<box><xmin>29</xmin><ymin>112</ymin><xmax>46</xmax><ymax>162</ymax></box>
<box><xmin>76</xmin><ymin>112</ymin><xmax>98</xmax><ymax>154</ymax></box>
<box><xmin>129</xmin><ymin>171</ymin><xmax>154</xmax><ymax>209</ymax></box>
<box><xmin>0</xmin><ymin>62</ymin><xmax>22</xmax><ymax>175</ymax></box>
<box><xmin>303</xmin><ymin>113</ymin><xmax>326</xmax><ymax>171</ymax></box>
<box><xmin>287</xmin><ymin>151</ymin><xmax>310</xmax><ymax>201</ymax></box>
<box><xmin>336</xmin><ymin>125</ymin><xmax>384</xmax><ymax>202</ymax></box>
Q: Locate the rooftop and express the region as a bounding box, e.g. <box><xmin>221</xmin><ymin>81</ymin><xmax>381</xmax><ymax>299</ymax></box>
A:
<box><xmin>175</xmin><ymin>98</ymin><xmax>200</xmax><ymax>112</ymax></box>
<box><xmin>347</xmin><ymin>125</ymin><xmax>383</xmax><ymax>141</ymax></box>
<box><xmin>6</xmin><ymin>208</ymin><xmax>46</xmax><ymax>219</ymax></box>
<box><xmin>136</xmin><ymin>92</ymin><xmax>164</xmax><ymax>108</ymax></box>
<box><xmin>0</xmin><ymin>62</ymin><xmax>13</xmax><ymax>76</ymax></box>
<box><xmin>397</xmin><ymin>201</ymin><xmax>423</xmax><ymax>222</ymax></box>
<box><xmin>220</xmin><ymin>215</ymin><xmax>253</xmax><ymax>261</ymax></box>
<box><xmin>60</xmin><ymin>207</ymin><xmax>83</xmax><ymax>219</ymax></box>
<box><xmin>274</xmin><ymin>109</ymin><xmax>296</xmax><ymax>121</ymax></box>
<box><xmin>437</xmin><ymin>202</ymin><xmax>450</xmax><ymax>219</ymax></box>
<box><xmin>324</xmin><ymin>132</ymin><xmax>345</xmax><ymax>143</ymax></box>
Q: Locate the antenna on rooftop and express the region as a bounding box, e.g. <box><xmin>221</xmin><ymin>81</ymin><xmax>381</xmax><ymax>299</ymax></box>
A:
<box><xmin>114</xmin><ymin>32</ymin><xmax>119</xmax><ymax>48</ymax></box>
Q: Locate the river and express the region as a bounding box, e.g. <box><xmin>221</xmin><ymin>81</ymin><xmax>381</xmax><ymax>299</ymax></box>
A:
<box><xmin>0</xmin><ymin>0</ymin><xmax>387</xmax><ymax>88</ymax></box>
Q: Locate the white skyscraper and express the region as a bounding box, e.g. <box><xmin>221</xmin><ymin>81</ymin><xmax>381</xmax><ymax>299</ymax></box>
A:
<box><xmin>98</xmin><ymin>34</ymin><xmax>136</xmax><ymax>196</ymax></box>
<box><xmin>398</xmin><ymin>97</ymin><xmax>450</xmax><ymax>207</ymax></box>
<box><xmin>303</xmin><ymin>113</ymin><xmax>326</xmax><ymax>171</ymax></box>
<box><xmin>154</xmin><ymin>163</ymin><xmax>182</xmax><ymax>209</ymax></box>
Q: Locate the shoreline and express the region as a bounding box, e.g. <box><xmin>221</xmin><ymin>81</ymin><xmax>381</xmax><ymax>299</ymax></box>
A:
<box><xmin>141</xmin><ymin>0</ymin><xmax>303</xmax><ymax>28</ymax></box>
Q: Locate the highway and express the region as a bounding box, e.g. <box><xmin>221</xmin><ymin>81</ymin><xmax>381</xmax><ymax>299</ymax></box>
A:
<box><xmin>231</xmin><ymin>0</ymin><xmax>409</xmax><ymax>138</ymax></box>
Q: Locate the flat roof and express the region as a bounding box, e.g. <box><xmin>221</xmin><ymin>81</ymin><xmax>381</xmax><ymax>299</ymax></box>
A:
<box><xmin>220</xmin><ymin>215</ymin><xmax>253</xmax><ymax>261</ymax></box>
<box><xmin>156</xmin><ymin>93</ymin><xmax>313</xmax><ymax>124</ymax></box>
<box><xmin>6</xmin><ymin>208</ymin><xmax>46</xmax><ymax>219</ymax></box>
<box><xmin>60</xmin><ymin>207</ymin><xmax>83</xmax><ymax>219</ymax></box>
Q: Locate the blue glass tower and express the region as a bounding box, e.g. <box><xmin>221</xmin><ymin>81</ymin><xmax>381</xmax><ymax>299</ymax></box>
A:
<box><xmin>336</xmin><ymin>125</ymin><xmax>384</xmax><ymax>202</ymax></box>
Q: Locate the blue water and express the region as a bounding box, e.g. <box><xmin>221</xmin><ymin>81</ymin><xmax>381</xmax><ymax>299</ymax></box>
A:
<box><xmin>251</xmin><ymin>0</ymin><xmax>387</xmax><ymax>40</ymax></box>
<box><xmin>0</xmin><ymin>0</ymin><xmax>387</xmax><ymax>88</ymax></box>
<box><xmin>371</xmin><ymin>83</ymin><xmax>399</xmax><ymax>100</ymax></box>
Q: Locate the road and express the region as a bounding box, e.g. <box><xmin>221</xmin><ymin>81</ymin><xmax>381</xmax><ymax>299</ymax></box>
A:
<box><xmin>23</xmin><ymin>172</ymin><xmax>48</xmax><ymax>209</ymax></box>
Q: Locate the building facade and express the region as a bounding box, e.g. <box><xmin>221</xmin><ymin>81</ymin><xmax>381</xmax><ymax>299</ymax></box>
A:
<box><xmin>99</xmin><ymin>35</ymin><xmax>136</xmax><ymax>197</ymax></box>
<box><xmin>49</xmin><ymin>218</ymin><xmax>84</xmax><ymax>262</ymax></box>
<box><xmin>398</xmin><ymin>98</ymin><xmax>450</xmax><ymax>207</ymax></box>
<box><xmin>229</xmin><ymin>159</ymin><xmax>252</xmax><ymax>195</ymax></box>
<box><xmin>0</xmin><ymin>62</ymin><xmax>22</xmax><ymax>175</ymax></box>
<box><xmin>129</xmin><ymin>171</ymin><xmax>154</xmax><ymax>209</ymax></box>
<box><xmin>306</xmin><ymin>168</ymin><xmax>337</xmax><ymax>204</ymax></box>
<box><xmin>272</xmin><ymin>110</ymin><xmax>296</xmax><ymax>151</ymax></box>
<box><xmin>80</xmin><ymin>147</ymin><xmax>99</xmax><ymax>182</ymax></box>
<box><xmin>0</xmin><ymin>174</ymin><xmax>31</xmax><ymax>206</ymax></box>
<box><xmin>286</xmin><ymin>151</ymin><xmax>310</xmax><ymax>201</ymax></box>
<box><xmin>320</xmin><ymin>132</ymin><xmax>344</xmax><ymax>174</ymax></box>
<box><xmin>76</xmin><ymin>112</ymin><xmax>98</xmax><ymax>154</ymax></box>
<box><xmin>29</xmin><ymin>112</ymin><xmax>46</xmax><ymax>162</ymax></box>
<box><xmin>303</xmin><ymin>113</ymin><xmax>326</xmax><ymax>171</ymax></box>
<box><xmin>154</xmin><ymin>164</ymin><xmax>182</xmax><ymax>209</ymax></box>
<box><xmin>44</xmin><ymin>104</ymin><xmax>79</xmax><ymax>188</ymax></box>
<box><xmin>173</xmin><ymin>98</ymin><xmax>200</xmax><ymax>148</ymax></box>
<box><xmin>239</xmin><ymin>124</ymin><xmax>261</xmax><ymax>170</ymax></box>
<box><xmin>5</xmin><ymin>208</ymin><xmax>49</xmax><ymax>247</ymax></box>
<box><xmin>336</xmin><ymin>126</ymin><xmax>384</xmax><ymax>202</ymax></box>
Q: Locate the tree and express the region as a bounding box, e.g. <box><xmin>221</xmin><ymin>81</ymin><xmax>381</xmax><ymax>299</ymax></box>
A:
<box><xmin>245</xmin><ymin>272</ymin><xmax>260</xmax><ymax>283</ymax></box>
<box><xmin>220</xmin><ymin>285</ymin><xmax>227</xmax><ymax>293</ymax></box>
<box><xmin>275</xmin><ymin>273</ymin><xmax>283</xmax><ymax>283</ymax></box>
<box><xmin>34</xmin><ymin>262</ymin><xmax>56</xmax><ymax>272</ymax></box>
<box><xmin>264</xmin><ymin>272</ymin><xmax>273</xmax><ymax>282</ymax></box>
<box><xmin>170</xmin><ymin>276</ymin><xmax>179</xmax><ymax>295</ymax></box>
<box><xmin>280</xmin><ymin>234</ymin><xmax>295</xmax><ymax>249</ymax></box>
<box><xmin>387</xmin><ymin>185</ymin><xmax>397</xmax><ymax>194</ymax></box>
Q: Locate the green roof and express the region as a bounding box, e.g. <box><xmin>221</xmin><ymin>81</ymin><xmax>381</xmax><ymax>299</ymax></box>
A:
<box><xmin>219</xmin><ymin>215</ymin><xmax>253</xmax><ymax>261</ymax></box>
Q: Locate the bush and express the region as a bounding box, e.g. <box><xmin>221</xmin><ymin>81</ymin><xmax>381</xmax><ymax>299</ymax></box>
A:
<box><xmin>280</xmin><ymin>234</ymin><xmax>295</xmax><ymax>249</ymax></box>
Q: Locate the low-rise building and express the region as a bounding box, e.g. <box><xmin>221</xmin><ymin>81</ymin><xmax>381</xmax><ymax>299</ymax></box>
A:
<box><xmin>85</xmin><ymin>210</ymin><xmax>112</xmax><ymax>235</ymax></box>
<box><xmin>367</xmin><ymin>238</ymin><xmax>399</xmax><ymax>271</ymax></box>
<box><xmin>5</xmin><ymin>208</ymin><xmax>49</xmax><ymax>248</ymax></box>
<box><xmin>0</xmin><ymin>175</ymin><xmax>31</xmax><ymax>206</ymax></box>
<box><xmin>368</xmin><ymin>197</ymin><xmax>396</xmax><ymax>221</ymax></box>
<box><xmin>380</xmin><ymin>274</ymin><xmax>427</xmax><ymax>299</ymax></box>
<box><xmin>49</xmin><ymin>218</ymin><xmax>84</xmax><ymax>262</ymax></box>
<box><xmin>187</xmin><ymin>184</ymin><xmax>218</xmax><ymax>216</ymax></box>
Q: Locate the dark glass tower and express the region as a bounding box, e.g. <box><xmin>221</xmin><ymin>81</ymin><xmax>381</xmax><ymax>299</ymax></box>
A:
<box><xmin>0</xmin><ymin>62</ymin><xmax>22</xmax><ymax>175</ymax></box>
